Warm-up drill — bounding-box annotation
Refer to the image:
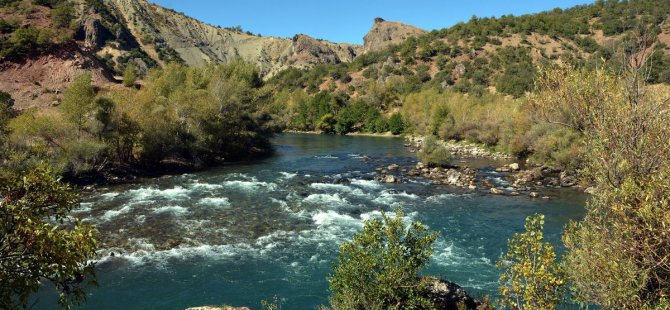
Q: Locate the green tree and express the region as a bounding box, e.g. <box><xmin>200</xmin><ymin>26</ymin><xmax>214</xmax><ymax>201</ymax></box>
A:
<box><xmin>328</xmin><ymin>209</ymin><xmax>439</xmax><ymax>310</ymax></box>
<box><xmin>51</xmin><ymin>2</ymin><xmax>75</xmax><ymax>29</ymax></box>
<box><xmin>59</xmin><ymin>73</ymin><xmax>95</xmax><ymax>138</ymax></box>
<box><xmin>316</xmin><ymin>113</ymin><xmax>336</xmax><ymax>134</ymax></box>
<box><xmin>497</xmin><ymin>214</ymin><xmax>565</xmax><ymax>310</ymax></box>
<box><xmin>388</xmin><ymin>113</ymin><xmax>404</xmax><ymax>135</ymax></box>
<box><xmin>0</xmin><ymin>166</ymin><xmax>98</xmax><ymax>309</ymax></box>
<box><xmin>122</xmin><ymin>63</ymin><xmax>137</xmax><ymax>87</ymax></box>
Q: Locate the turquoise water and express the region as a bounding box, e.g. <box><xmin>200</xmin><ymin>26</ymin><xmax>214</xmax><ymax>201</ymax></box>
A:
<box><xmin>34</xmin><ymin>133</ymin><xmax>587</xmax><ymax>309</ymax></box>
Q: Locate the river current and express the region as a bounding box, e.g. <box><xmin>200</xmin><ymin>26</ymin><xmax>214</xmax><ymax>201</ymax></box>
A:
<box><xmin>34</xmin><ymin>133</ymin><xmax>587</xmax><ymax>309</ymax></box>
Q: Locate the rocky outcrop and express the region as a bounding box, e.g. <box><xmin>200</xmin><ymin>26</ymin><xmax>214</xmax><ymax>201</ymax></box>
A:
<box><xmin>424</xmin><ymin>277</ymin><xmax>490</xmax><ymax>309</ymax></box>
<box><xmin>408</xmin><ymin>163</ymin><xmax>477</xmax><ymax>189</ymax></box>
<box><xmin>363</xmin><ymin>18</ymin><xmax>427</xmax><ymax>53</ymax></box>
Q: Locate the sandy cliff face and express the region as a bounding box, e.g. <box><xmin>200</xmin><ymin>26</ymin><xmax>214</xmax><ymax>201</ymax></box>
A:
<box><xmin>363</xmin><ymin>17</ymin><xmax>427</xmax><ymax>53</ymax></box>
<box><xmin>102</xmin><ymin>0</ymin><xmax>362</xmax><ymax>76</ymax></box>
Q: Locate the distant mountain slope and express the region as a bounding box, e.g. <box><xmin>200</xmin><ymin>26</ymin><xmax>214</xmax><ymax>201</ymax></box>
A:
<box><xmin>101</xmin><ymin>0</ymin><xmax>362</xmax><ymax>76</ymax></box>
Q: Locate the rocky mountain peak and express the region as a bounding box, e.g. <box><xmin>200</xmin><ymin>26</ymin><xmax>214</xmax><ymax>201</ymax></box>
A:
<box><xmin>363</xmin><ymin>18</ymin><xmax>426</xmax><ymax>53</ymax></box>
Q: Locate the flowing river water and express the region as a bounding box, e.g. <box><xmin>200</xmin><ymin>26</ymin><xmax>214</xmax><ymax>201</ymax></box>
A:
<box><xmin>34</xmin><ymin>133</ymin><xmax>587</xmax><ymax>309</ymax></box>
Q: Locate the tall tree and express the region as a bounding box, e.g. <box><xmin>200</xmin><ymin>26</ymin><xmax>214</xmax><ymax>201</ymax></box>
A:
<box><xmin>59</xmin><ymin>73</ymin><xmax>95</xmax><ymax>139</ymax></box>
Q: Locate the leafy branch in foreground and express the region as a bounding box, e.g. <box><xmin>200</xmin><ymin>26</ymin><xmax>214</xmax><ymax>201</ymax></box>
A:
<box><xmin>328</xmin><ymin>209</ymin><xmax>438</xmax><ymax>310</ymax></box>
<box><xmin>0</xmin><ymin>166</ymin><xmax>98</xmax><ymax>309</ymax></box>
<box><xmin>497</xmin><ymin>214</ymin><xmax>565</xmax><ymax>310</ymax></box>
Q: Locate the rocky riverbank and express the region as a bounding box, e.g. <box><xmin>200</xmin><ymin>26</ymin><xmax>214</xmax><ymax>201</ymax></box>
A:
<box><xmin>405</xmin><ymin>136</ymin><xmax>514</xmax><ymax>160</ymax></box>
<box><xmin>373</xmin><ymin>135</ymin><xmax>585</xmax><ymax>199</ymax></box>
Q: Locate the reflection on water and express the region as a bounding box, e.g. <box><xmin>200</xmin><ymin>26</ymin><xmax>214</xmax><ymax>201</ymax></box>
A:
<box><xmin>35</xmin><ymin>133</ymin><xmax>587</xmax><ymax>310</ymax></box>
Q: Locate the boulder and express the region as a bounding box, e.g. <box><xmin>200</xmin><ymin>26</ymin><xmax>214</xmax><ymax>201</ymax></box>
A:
<box><xmin>559</xmin><ymin>171</ymin><xmax>577</xmax><ymax>187</ymax></box>
<box><xmin>490</xmin><ymin>188</ymin><xmax>505</xmax><ymax>195</ymax></box>
<box><xmin>388</xmin><ymin>164</ymin><xmax>400</xmax><ymax>171</ymax></box>
<box><xmin>423</xmin><ymin>277</ymin><xmax>482</xmax><ymax>309</ymax></box>
<box><xmin>509</xmin><ymin>163</ymin><xmax>520</xmax><ymax>171</ymax></box>
<box><xmin>383</xmin><ymin>175</ymin><xmax>399</xmax><ymax>183</ymax></box>
<box><xmin>495</xmin><ymin>166</ymin><xmax>511</xmax><ymax>173</ymax></box>
<box><xmin>529</xmin><ymin>192</ymin><xmax>540</xmax><ymax>198</ymax></box>
<box><xmin>334</xmin><ymin>178</ymin><xmax>350</xmax><ymax>185</ymax></box>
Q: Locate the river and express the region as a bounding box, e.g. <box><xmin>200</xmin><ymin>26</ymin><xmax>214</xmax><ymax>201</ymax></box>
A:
<box><xmin>34</xmin><ymin>133</ymin><xmax>587</xmax><ymax>309</ymax></box>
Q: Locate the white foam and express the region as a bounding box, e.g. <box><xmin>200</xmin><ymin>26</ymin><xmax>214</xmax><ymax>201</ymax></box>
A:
<box><xmin>223</xmin><ymin>180</ymin><xmax>278</xmax><ymax>192</ymax></box>
<box><xmin>153</xmin><ymin>205</ymin><xmax>189</xmax><ymax>215</ymax></box>
<box><xmin>314</xmin><ymin>155</ymin><xmax>338</xmax><ymax>159</ymax></box>
<box><xmin>100</xmin><ymin>192</ymin><xmax>120</xmax><ymax>200</ymax></box>
<box><xmin>303</xmin><ymin>193</ymin><xmax>350</xmax><ymax>207</ymax></box>
<box><xmin>101</xmin><ymin>205</ymin><xmax>133</xmax><ymax>221</ymax></box>
<box><xmin>190</xmin><ymin>182</ymin><xmax>224</xmax><ymax>191</ymax></box>
<box><xmin>350</xmin><ymin>179</ymin><xmax>383</xmax><ymax>190</ymax></box>
<box><xmin>73</xmin><ymin>202</ymin><xmax>93</xmax><ymax>213</ymax></box>
<box><xmin>126</xmin><ymin>186</ymin><xmax>191</xmax><ymax>202</ymax></box>
<box><xmin>96</xmin><ymin>242</ymin><xmax>256</xmax><ymax>268</ymax></box>
<box><xmin>270</xmin><ymin>197</ymin><xmax>290</xmax><ymax>212</ymax></box>
<box><xmin>426</xmin><ymin>193</ymin><xmax>463</xmax><ymax>203</ymax></box>
<box><xmin>373</xmin><ymin>191</ymin><xmax>420</xmax><ymax>205</ymax></box>
<box><xmin>309</xmin><ymin>183</ymin><xmax>352</xmax><ymax>192</ymax></box>
<box><xmin>197</xmin><ymin>197</ymin><xmax>231</xmax><ymax>208</ymax></box>
<box><xmin>279</xmin><ymin>172</ymin><xmax>297</xmax><ymax>179</ymax></box>
<box><xmin>312</xmin><ymin>210</ymin><xmax>362</xmax><ymax>228</ymax></box>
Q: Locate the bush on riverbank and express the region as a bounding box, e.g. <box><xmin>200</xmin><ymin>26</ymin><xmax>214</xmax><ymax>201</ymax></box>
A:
<box><xmin>3</xmin><ymin>61</ymin><xmax>276</xmax><ymax>178</ymax></box>
<box><xmin>418</xmin><ymin>135</ymin><xmax>452</xmax><ymax>167</ymax></box>
<box><xmin>532</xmin><ymin>63</ymin><xmax>670</xmax><ymax>309</ymax></box>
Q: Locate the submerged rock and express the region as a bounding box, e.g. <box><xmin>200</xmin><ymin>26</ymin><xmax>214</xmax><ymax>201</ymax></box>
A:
<box><xmin>509</xmin><ymin>163</ymin><xmax>520</xmax><ymax>171</ymax></box>
<box><xmin>490</xmin><ymin>188</ymin><xmax>505</xmax><ymax>195</ymax></box>
<box><xmin>382</xmin><ymin>175</ymin><xmax>399</xmax><ymax>183</ymax></box>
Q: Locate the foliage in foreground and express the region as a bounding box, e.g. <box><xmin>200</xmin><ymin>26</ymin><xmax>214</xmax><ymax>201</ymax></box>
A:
<box><xmin>0</xmin><ymin>166</ymin><xmax>98</xmax><ymax>309</ymax></box>
<box><xmin>532</xmin><ymin>63</ymin><xmax>670</xmax><ymax>309</ymax></box>
<box><xmin>328</xmin><ymin>209</ymin><xmax>439</xmax><ymax>310</ymax></box>
<box><xmin>497</xmin><ymin>214</ymin><xmax>565</xmax><ymax>310</ymax></box>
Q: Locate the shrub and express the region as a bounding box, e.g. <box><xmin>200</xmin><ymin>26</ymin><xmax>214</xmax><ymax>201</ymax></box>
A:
<box><xmin>328</xmin><ymin>209</ymin><xmax>438</xmax><ymax>310</ymax></box>
<box><xmin>122</xmin><ymin>63</ymin><xmax>137</xmax><ymax>87</ymax></box>
<box><xmin>418</xmin><ymin>135</ymin><xmax>451</xmax><ymax>166</ymax></box>
<box><xmin>51</xmin><ymin>2</ymin><xmax>74</xmax><ymax>28</ymax></box>
<box><xmin>497</xmin><ymin>214</ymin><xmax>565</xmax><ymax>309</ymax></box>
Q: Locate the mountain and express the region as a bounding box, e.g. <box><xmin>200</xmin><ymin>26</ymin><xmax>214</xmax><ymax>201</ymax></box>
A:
<box><xmin>3</xmin><ymin>0</ymin><xmax>670</xmax><ymax>110</ymax></box>
<box><xmin>96</xmin><ymin>0</ymin><xmax>362</xmax><ymax>76</ymax></box>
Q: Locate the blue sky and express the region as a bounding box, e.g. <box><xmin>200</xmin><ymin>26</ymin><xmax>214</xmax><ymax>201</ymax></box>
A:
<box><xmin>150</xmin><ymin>0</ymin><xmax>595</xmax><ymax>44</ymax></box>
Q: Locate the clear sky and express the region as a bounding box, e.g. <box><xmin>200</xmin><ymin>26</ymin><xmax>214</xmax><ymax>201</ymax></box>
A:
<box><xmin>149</xmin><ymin>0</ymin><xmax>595</xmax><ymax>44</ymax></box>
